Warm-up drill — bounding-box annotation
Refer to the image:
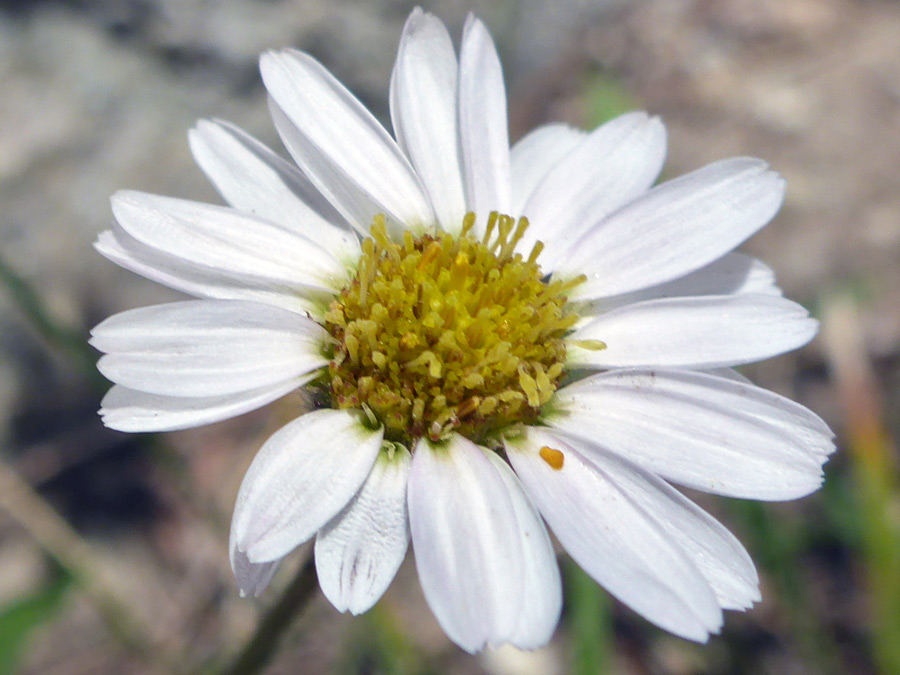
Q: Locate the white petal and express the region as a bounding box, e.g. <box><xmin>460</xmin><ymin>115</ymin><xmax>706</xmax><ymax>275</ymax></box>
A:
<box><xmin>92</xmin><ymin>300</ymin><xmax>327</xmax><ymax>397</ymax></box>
<box><xmin>546</xmin><ymin>368</ymin><xmax>834</xmax><ymax>499</ymax></box>
<box><xmin>229</xmin><ymin>547</ymin><xmax>280</xmax><ymax>598</ymax></box>
<box><xmin>95</xmin><ymin>228</ymin><xmax>321</xmax><ymax>316</ymax></box>
<box><xmin>557</xmin><ymin>158</ymin><xmax>786</xmax><ymax>300</ymax></box>
<box><xmin>261</xmin><ymin>50</ymin><xmax>434</xmax><ymax>236</ymax></box>
<box><xmin>645</xmin><ymin>253</ymin><xmax>781</xmax><ymax>298</ymax></box>
<box><xmin>578</xmin><ymin>253</ymin><xmax>782</xmax><ymax>318</ymax></box>
<box><xmin>520</xmin><ymin>112</ymin><xmax>667</xmax><ymax>272</ymax></box>
<box><xmin>110</xmin><ymin>191</ymin><xmax>349</xmax><ymax>294</ymax></box>
<box><xmin>563</xmin><ymin>439</ymin><xmax>760</xmax><ymax>611</ymax></box>
<box><xmin>568</xmin><ymin>294</ymin><xmax>818</xmax><ymax>369</ymax></box>
<box><xmin>389</xmin><ymin>8</ymin><xmax>466</xmax><ymax>234</ymax></box>
<box><xmin>232</xmin><ymin>409</ymin><xmax>384</xmax><ymax>563</ymax></box>
<box><xmin>483</xmin><ymin>452</ymin><xmax>562</xmax><ymax>648</ymax></box>
<box><xmin>510</xmin><ymin>123</ymin><xmax>585</xmax><ymax>216</ymax></box>
<box><xmin>408</xmin><ymin>435</ymin><xmax>527</xmax><ymax>653</ymax></box>
<box><xmin>708</xmin><ymin>367</ymin><xmax>754</xmax><ymax>384</ymax></box>
<box><xmin>188</xmin><ymin>119</ymin><xmax>359</xmax><ymax>261</ymax></box>
<box><xmin>315</xmin><ymin>445</ymin><xmax>411</xmax><ymax>615</ymax></box>
<box><xmin>505</xmin><ymin>429</ymin><xmax>722</xmax><ymax>642</ymax></box>
<box><xmin>99</xmin><ymin>381</ymin><xmax>306</xmax><ymax>432</ymax></box>
<box><xmin>458</xmin><ymin>14</ymin><xmax>511</xmax><ymax>220</ymax></box>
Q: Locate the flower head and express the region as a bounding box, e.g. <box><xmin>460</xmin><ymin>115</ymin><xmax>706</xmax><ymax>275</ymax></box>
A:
<box><xmin>91</xmin><ymin>8</ymin><xmax>834</xmax><ymax>652</ymax></box>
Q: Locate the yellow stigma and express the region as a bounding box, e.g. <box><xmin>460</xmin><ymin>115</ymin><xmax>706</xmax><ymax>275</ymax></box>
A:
<box><xmin>323</xmin><ymin>212</ymin><xmax>582</xmax><ymax>444</ymax></box>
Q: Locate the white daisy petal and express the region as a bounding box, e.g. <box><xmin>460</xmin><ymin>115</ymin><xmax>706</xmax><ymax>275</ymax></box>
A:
<box><xmin>458</xmin><ymin>13</ymin><xmax>511</xmax><ymax>220</ymax></box>
<box><xmin>578</xmin><ymin>253</ymin><xmax>782</xmax><ymax>318</ymax></box>
<box><xmin>646</xmin><ymin>252</ymin><xmax>781</xmax><ymax>298</ymax></box>
<box><xmin>562</xmin><ymin>439</ymin><xmax>760</xmax><ymax>611</ymax></box>
<box><xmin>510</xmin><ymin>123</ymin><xmax>585</xmax><ymax>216</ymax></box>
<box><xmin>92</xmin><ymin>300</ymin><xmax>327</xmax><ymax>398</ymax></box>
<box><xmin>229</xmin><ymin>547</ymin><xmax>280</xmax><ymax>598</ymax></box>
<box><xmin>260</xmin><ymin>50</ymin><xmax>434</xmax><ymax>236</ymax></box>
<box><xmin>506</xmin><ymin>429</ymin><xmax>723</xmax><ymax>642</ymax></box>
<box><xmin>520</xmin><ymin>112</ymin><xmax>667</xmax><ymax>271</ymax></box>
<box><xmin>568</xmin><ymin>293</ymin><xmax>818</xmax><ymax>369</ymax></box>
<box><xmin>408</xmin><ymin>435</ymin><xmax>526</xmax><ymax>653</ymax></box>
<box><xmin>707</xmin><ymin>367</ymin><xmax>754</xmax><ymax>384</ymax></box>
<box><xmin>483</xmin><ymin>452</ymin><xmax>562</xmax><ymax>648</ymax></box>
<box><xmin>557</xmin><ymin>158</ymin><xmax>786</xmax><ymax>300</ymax></box>
<box><xmin>99</xmin><ymin>381</ymin><xmax>305</xmax><ymax>433</ymax></box>
<box><xmin>389</xmin><ymin>8</ymin><xmax>466</xmax><ymax>234</ymax></box>
<box><xmin>315</xmin><ymin>445</ymin><xmax>411</xmax><ymax>615</ymax></box>
<box><xmin>95</xmin><ymin>227</ymin><xmax>321</xmax><ymax>316</ymax></box>
<box><xmin>232</xmin><ymin>409</ymin><xmax>384</xmax><ymax>563</ymax></box>
<box><xmin>188</xmin><ymin>119</ymin><xmax>358</xmax><ymax>261</ymax></box>
<box><xmin>110</xmin><ymin>191</ymin><xmax>348</xmax><ymax>294</ymax></box>
<box><xmin>546</xmin><ymin>368</ymin><xmax>834</xmax><ymax>499</ymax></box>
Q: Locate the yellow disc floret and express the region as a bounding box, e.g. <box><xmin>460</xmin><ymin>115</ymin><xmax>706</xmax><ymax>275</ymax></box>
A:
<box><xmin>323</xmin><ymin>212</ymin><xmax>583</xmax><ymax>445</ymax></box>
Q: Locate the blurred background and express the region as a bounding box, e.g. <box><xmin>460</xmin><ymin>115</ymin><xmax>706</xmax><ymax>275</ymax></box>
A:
<box><xmin>1</xmin><ymin>0</ymin><xmax>899</xmax><ymax>673</ymax></box>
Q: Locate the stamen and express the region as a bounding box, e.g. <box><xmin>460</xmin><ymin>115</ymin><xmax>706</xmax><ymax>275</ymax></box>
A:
<box><xmin>418</xmin><ymin>241</ymin><xmax>442</xmax><ymax>271</ymax></box>
<box><xmin>571</xmin><ymin>339</ymin><xmax>608</xmax><ymax>351</ymax></box>
<box><xmin>499</xmin><ymin>216</ymin><xmax>529</xmax><ymax>261</ymax></box>
<box><xmin>324</xmin><ymin>211</ymin><xmax>577</xmax><ymax>444</ymax></box>
<box><xmin>482</xmin><ymin>211</ymin><xmax>498</xmax><ymax>245</ymax></box>
<box><xmin>449</xmin><ymin>251</ymin><xmax>469</xmax><ymax>291</ymax></box>
<box><xmin>370</xmin><ymin>216</ymin><xmax>400</xmax><ymax>263</ymax></box>
<box><xmin>460</xmin><ymin>212</ymin><xmax>476</xmax><ymax>238</ymax></box>
<box><xmin>457</xmin><ymin>396</ymin><xmax>481</xmax><ymax>419</ymax></box>
<box><xmin>358</xmin><ymin>256</ymin><xmax>369</xmax><ymax>307</ymax></box>
<box><xmin>490</xmin><ymin>215</ymin><xmax>514</xmax><ymax>255</ymax></box>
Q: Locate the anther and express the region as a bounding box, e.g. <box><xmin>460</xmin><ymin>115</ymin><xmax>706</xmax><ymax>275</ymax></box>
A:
<box><xmin>358</xmin><ymin>257</ymin><xmax>369</xmax><ymax>307</ymax></box>
<box><xmin>457</xmin><ymin>396</ymin><xmax>481</xmax><ymax>419</ymax></box>
<box><xmin>571</xmin><ymin>339</ymin><xmax>608</xmax><ymax>351</ymax></box>
<box><xmin>499</xmin><ymin>216</ymin><xmax>530</xmax><ymax>261</ymax></box>
<box><xmin>450</xmin><ymin>251</ymin><xmax>469</xmax><ymax>290</ymax></box>
<box><xmin>482</xmin><ymin>211</ymin><xmax>498</xmax><ymax>245</ymax></box>
<box><xmin>460</xmin><ymin>212</ymin><xmax>476</xmax><ymax>237</ymax></box>
<box><xmin>418</xmin><ymin>241</ymin><xmax>442</xmax><ymax>271</ymax></box>
<box><xmin>490</xmin><ymin>215</ymin><xmax>514</xmax><ymax>254</ymax></box>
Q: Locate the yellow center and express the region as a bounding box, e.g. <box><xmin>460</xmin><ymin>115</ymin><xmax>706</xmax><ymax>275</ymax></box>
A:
<box><xmin>323</xmin><ymin>212</ymin><xmax>582</xmax><ymax>445</ymax></box>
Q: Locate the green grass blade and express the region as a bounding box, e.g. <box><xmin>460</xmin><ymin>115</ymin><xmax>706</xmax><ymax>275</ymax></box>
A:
<box><xmin>0</xmin><ymin>571</ymin><xmax>71</xmax><ymax>675</ymax></box>
<box><xmin>565</xmin><ymin>558</ymin><xmax>612</xmax><ymax>675</ymax></box>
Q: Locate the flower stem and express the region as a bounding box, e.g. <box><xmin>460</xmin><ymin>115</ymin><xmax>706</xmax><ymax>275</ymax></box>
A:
<box><xmin>223</xmin><ymin>556</ymin><xmax>318</xmax><ymax>675</ymax></box>
<box><xmin>565</xmin><ymin>558</ymin><xmax>613</xmax><ymax>675</ymax></box>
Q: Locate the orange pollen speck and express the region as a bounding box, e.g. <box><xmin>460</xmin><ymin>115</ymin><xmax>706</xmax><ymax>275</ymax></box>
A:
<box><xmin>539</xmin><ymin>446</ymin><xmax>565</xmax><ymax>470</ymax></box>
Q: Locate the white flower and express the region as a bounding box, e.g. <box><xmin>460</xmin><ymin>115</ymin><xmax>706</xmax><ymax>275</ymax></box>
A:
<box><xmin>91</xmin><ymin>8</ymin><xmax>834</xmax><ymax>653</ymax></box>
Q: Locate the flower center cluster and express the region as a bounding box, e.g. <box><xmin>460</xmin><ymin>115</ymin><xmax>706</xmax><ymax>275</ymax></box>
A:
<box><xmin>323</xmin><ymin>213</ymin><xmax>581</xmax><ymax>445</ymax></box>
